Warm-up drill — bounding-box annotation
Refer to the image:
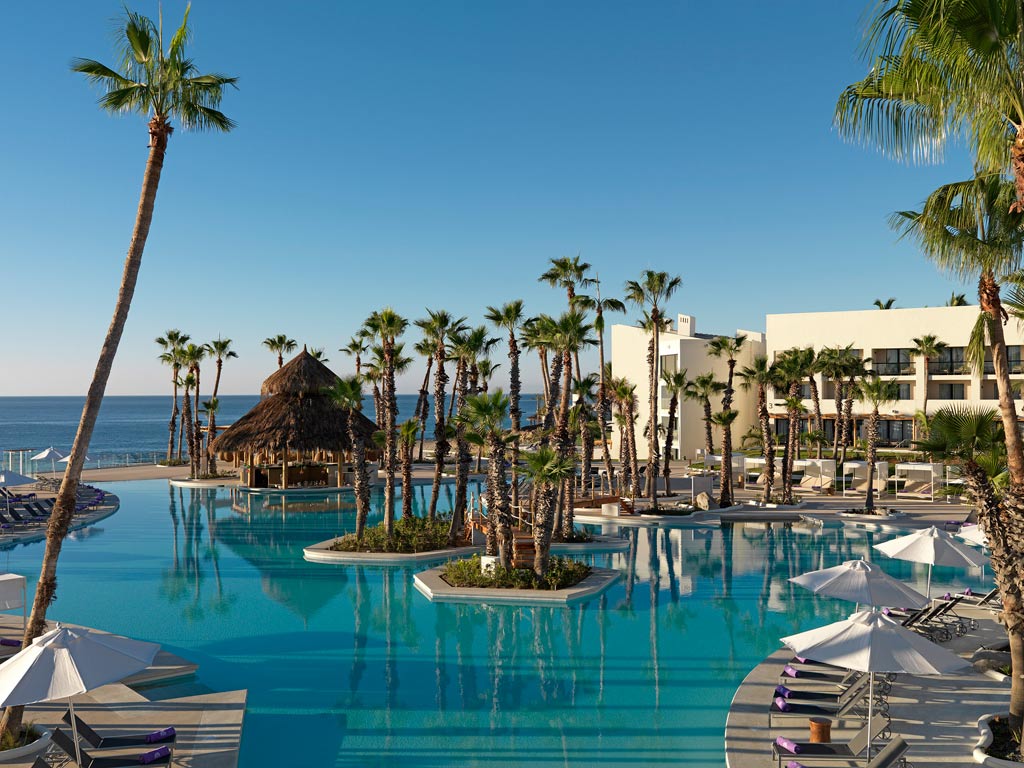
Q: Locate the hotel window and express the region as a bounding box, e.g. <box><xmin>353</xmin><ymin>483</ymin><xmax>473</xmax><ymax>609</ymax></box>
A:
<box><xmin>930</xmin><ymin>347</ymin><xmax>966</xmax><ymax>374</ymax></box>
<box><xmin>1010</xmin><ymin>346</ymin><xmax>1022</xmax><ymax>373</ymax></box>
<box><xmin>938</xmin><ymin>383</ymin><xmax>965</xmax><ymax>400</ymax></box>
<box><xmin>896</xmin><ymin>383</ymin><xmax>912</xmax><ymax>400</ymax></box>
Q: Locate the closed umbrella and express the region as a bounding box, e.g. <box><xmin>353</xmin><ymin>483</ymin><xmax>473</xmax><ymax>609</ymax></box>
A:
<box><xmin>0</xmin><ymin>625</ymin><xmax>159</xmax><ymax>767</ymax></box>
<box><xmin>30</xmin><ymin>448</ymin><xmax>65</xmax><ymax>477</ymax></box>
<box><xmin>0</xmin><ymin>471</ymin><xmax>37</xmax><ymax>514</ymax></box>
<box><xmin>790</xmin><ymin>558</ymin><xmax>928</xmax><ymax>610</ymax></box>
<box><xmin>873</xmin><ymin>526</ymin><xmax>988</xmax><ymax>597</ymax></box>
<box><xmin>781</xmin><ymin>609</ymin><xmax>968</xmax><ymax>764</ymax></box>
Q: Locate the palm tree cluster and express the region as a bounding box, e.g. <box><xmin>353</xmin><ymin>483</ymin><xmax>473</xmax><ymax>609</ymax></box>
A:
<box><xmin>156</xmin><ymin>332</ymin><xmax>238</xmax><ymax>478</ymax></box>
<box><xmin>839</xmin><ymin>0</ymin><xmax>1024</xmax><ymax>735</ymax></box>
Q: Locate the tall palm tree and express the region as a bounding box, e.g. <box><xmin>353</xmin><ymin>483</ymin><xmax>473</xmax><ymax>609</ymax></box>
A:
<box><xmin>203</xmin><ymin>336</ymin><xmax>236</xmax><ymax>474</ymax></box>
<box><xmin>551</xmin><ymin>311</ymin><xmax>594</xmax><ymax>533</ymax></box>
<box><xmin>817</xmin><ymin>345</ymin><xmax>856</xmax><ymax>460</ymax></box>
<box><xmin>398</xmin><ymin>419</ymin><xmax>420</xmax><ymax>521</ymax></box>
<box><xmin>659</xmin><ymin>368</ymin><xmax>688</xmax><ymax>496</ymax></box>
<box><xmin>521</xmin><ymin>447</ymin><xmax>575</xmax><ymax>577</ymax></box>
<box><xmin>485</xmin><ymin>301</ymin><xmax>525</xmax><ymax>511</ymax></box>
<box><xmin>521</xmin><ymin>317</ymin><xmax>552</xmax><ymax>408</ymax></box>
<box><xmin>612</xmin><ymin>378</ymin><xmax>640</xmax><ymax>498</ymax></box>
<box><xmin>156</xmin><ymin>330</ymin><xmax>189</xmax><ymax>461</ymax></box>
<box><xmin>710</xmin><ymin>410</ymin><xmax>739</xmax><ymax>507</ymax></box>
<box><xmin>309</xmin><ymin>347</ymin><xmax>329</xmax><ymax>361</ymax></box>
<box><xmin>180</xmin><ymin>373</ymin><xmax>196</xmax><ymax>479</ymax></box>
<box><xmin>325</xmin><ymin>376</ymin><xmax>371</xmax><ymax>539</ymax></box>
<box><xmin>263</xmin><ymin>335</ymin><xmax>296</xmax><ymax>369</ymax></box>
<box><xmin>836</xmin><ymin>0</ymin><xmax>1024</xmax><ymax>209</ymax></box>
<box><xmin>540</xmin><ymin>255</ymin><xmax>595</xmax><ymax>378</ymax></box>
<box><xmin>773</xmin><ymin>349</ymin><xmax>808</xmax><ymax>504</ymax></box>
<box><xmin>180</xmin><ymin>343</ymin><xmax>207</xmax><ymax>475</ymax></box>
<box><xmin>340</xmin><ymin>334</ymin><xmax>369</xmax><ymax>379</ymax></box>
<box><xmin>411</xmin><ymin>337</ymin><xmax>435</xmax><ymax>462</ymax></box>
<box><xmin>459</xmin><ymin>392</ymin><xmax>513</xmax><ymax>567</ymax></box>
<box><xmin>572</xmin><ymin>279</ymin><xmax>626</xmax><ymax>493</ymax></box>
<box><xmin>841</xmin><ymin>354</ymin><xmax>868</xmax><ymax>465</ymax></box>
<box><xmin>684</xmin><ymin>374</ymin><xmax>726</xmax><ymax>459</ymax></box>
<box><xmin>572</xmin><ymin>374</ymin><xmax>600</xmax><ymax>497</ymax></box>
<box><xmin>200</xmin><ymin>398</ymin><xmax>219</xmax><ymax>473</ymax></box>
<box><xmin>910</xmin><ymin>334</ymin><xmax>948</xmax><ymax>433</ymax></box>
<box><xmin>364</xmin><ymin>309</ymin><xmax>408</xmax><ymax>539</ymax></box>
<box><xmin>625</xmin><ymin>270</ymin><xmax>682</xmax><ymax>511</ymax></box>
<box><xmin>873</xmin><ymin>298</ymin><xmax>896</xmax><ymax>310</ymax></box>
<box><xmin>859</xmin><ymin>376</ymin><xmax>900</xmax><ymax>513</ymax></box>
<box><xmin>738</xmin><ymin>355</ymin><xmax>776</xmax><ymax>503</ymax></box>
<box><xmin>707</xmin><ymin>334</ymin><xmax>747</xmax><ymax>501</ymax></box>
<box><xmin>946</xmin><ymin>292</ymin><xmax>969</xmax><ymax>307</ymax></box>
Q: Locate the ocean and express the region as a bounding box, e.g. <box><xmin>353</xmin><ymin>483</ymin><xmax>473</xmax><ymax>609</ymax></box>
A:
<box><xmin>0</xmin><ymin>393</ymin><xmax>541</xmax><ymax>470</ymax></box>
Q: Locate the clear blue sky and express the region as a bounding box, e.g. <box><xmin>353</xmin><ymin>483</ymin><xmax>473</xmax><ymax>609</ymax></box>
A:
<box><xmin>1</xmin><ymin>1</ymin><xmax>974</xmax><ymax>396</ymax></box>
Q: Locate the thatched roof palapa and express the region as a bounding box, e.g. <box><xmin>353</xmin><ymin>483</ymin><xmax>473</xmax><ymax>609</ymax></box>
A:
<box><xmin>211</xmin><ymin>349</ymin><xmax>378</xmax><ymax>454</ymax></box>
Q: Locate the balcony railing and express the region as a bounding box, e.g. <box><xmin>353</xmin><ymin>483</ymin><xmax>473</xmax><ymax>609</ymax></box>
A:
<box><xmin>928</xmin><ymin>361</ymin><xmax>971</xmax><ymax>375</ymax></box>
<box><xmin>983</xmin><ymin>361</ymin><xmax>1024</xmax><ymax>375</ymax></box>
<box><xmin>871</xmin><ymin>362</ymin><xmax>915</xmax><ymax>375</ymax></box>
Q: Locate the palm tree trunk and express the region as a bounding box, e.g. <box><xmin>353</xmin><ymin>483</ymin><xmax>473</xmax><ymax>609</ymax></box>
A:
<box><xmin>626</xmin><ymin>397</ymin><xmax>640</xmax><ymax>498</ymax></box>
<box><xmin>981</xmin><ymin>273</ymin><xmax>1024</xmax><ymax>485</ymax></box>
<box><xmin>758</xmin><ymin>385</ymin><xmax>775</xmax><ymax>503</ymax></box>
<box><xmin>167</xmin><ymin>374</ymin><xmax>179</xmax><ymax>461</ymax></box>
<box><xmin>662</xmin><ymin>395</ymin><xmax>678</xmax><ymax>496</ymax></box>
<box><xmin>415</xmin><ymin>357</ymin><xmax>433</xmax><ymax>462</ymax></box>
<box><xmin>596</xmin><ymin>323</ymin><xmax>615</xmax><ymax>494</ymax></box>
<box><xmin>350</xmin><ymin>411</ymin><xmax>370</xmax><ymax>539</ymax></box>
<box><xmin>532</xmin><ymin>481</ymin><xmax>556</xmax><ymax>576</ymax></box>
<box><xmin>448</xmin><ymin>364</ymin><xmax>471</xmax><ymax>546</ymax></box>
<box><xmin>722</xmin><ymin>359</ymin><xmax>737</xmax><ymax>502</ymax></box>
<box><xmin>207</xmin><ymin>410</ymin><xmax>218</xmax><ymax>475</ymax></box>
<box><xmin>865</xmin><ymin>407</ymin><xmax>879</xmax><ymax>512</ymax></box>
<box><xmin>0</xmin><ymin>116</ymin><xmax>171</xmax><ymax>739</ymax></box>
<box><xmin>428</xmin><ymin>349</ymin><xmax>449</xmax><ymax>520</ymax></box>
<box><xmin>808</xmin><ymin>376</ymin><xmax>823</xmax><ymax>460</ymax></box>
<box><xmin>193</xmin><ymin>367</ymin><xmax>203</xmax><ymax>474</ymax></box>
<box><xmin>489</xmin><ymin>436</ymin><xmax>512</xmax><ymax>568</ymax></box>
<box><xmin>702</xmin><ymin>398</ymin><xmax>714</xmax><ymax>457</ymax></box>
<box><xmin>508</xmin><ymin>333</ymin><xmax>522</xmax><ymax>524</ymax></box>
<box><xmin>719</xmin><ymin>421</ymin><xmax>733</xmax><ymax>508</ymax></box>
<box><xmin>383</xmin><ymin>337</ymin><xmax>397</xmax><ymax>538</ymax></box>
<box><xmin>401</xmin><ymin>440</ymin><xmax>413</xmax><ymax>520</ymax></box>
<box><xmin>647</xmin><ymin>318</ymin><xmax>659</xmax><ymax>509</ymax></box>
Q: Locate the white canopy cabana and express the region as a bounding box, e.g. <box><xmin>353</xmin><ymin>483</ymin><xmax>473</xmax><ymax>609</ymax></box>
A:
<box><xmin>894</xmin><ymin>462</ymin><xmax>943</xmax><ymax>501</ymax></box>
<box><xmin>842</xmin><ymin>460</ymin><xmax>888</xmax><ymax>497</ymax></box>
<box><xmin>0</xmin><ymin>574</ymin><xmax>26</xmax><ymax>632</ymax></box>
<box><xmin>704</xmin><ymin>454</ymin><xmax>744</xmax><ymax>485</ymax></box>
<box><xmin>797</xmin><ymin>458</ymin><xmax>836</xmax><ymax>494</ymax></box>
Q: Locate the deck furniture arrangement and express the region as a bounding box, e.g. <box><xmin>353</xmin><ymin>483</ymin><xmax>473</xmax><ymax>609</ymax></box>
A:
<box><xmin>893</xmin><ymin>462</ymin><xmax>944</xmax><ymax>501</ymax></box>
<box><xmin>841</xmin><ymin>460</ymin><xmax>889</xmax><ymax>497</ymax></box>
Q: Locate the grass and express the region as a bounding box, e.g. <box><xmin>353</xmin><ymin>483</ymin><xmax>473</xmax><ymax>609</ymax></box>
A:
<box><xmin>442</xmin><ymin>555</ymin><xmax>591</xmax><ymax>590</ymax></box>
<box><xmin>0</xmin><ymin>724</ymin><xmax>40</xmax><ymax>751</ymax></box>
<box><xmin>986</xmin><ymin>716</ymin><xmax>1022</xmax><ymax>762</ymax></box>
<box><xmin>330</xmin><ymin>515</ymin><xmax>454</xmax><ymax>554</ymax></box>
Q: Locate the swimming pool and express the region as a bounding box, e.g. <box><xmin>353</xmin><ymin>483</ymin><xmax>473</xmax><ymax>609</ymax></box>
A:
<box><xmin>0</xmin><ymin>481</ymin><xmax>990</xmax><ymax>767</ymax></box>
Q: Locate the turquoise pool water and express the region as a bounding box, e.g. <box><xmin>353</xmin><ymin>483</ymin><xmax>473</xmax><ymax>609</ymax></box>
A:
<box><xmin>0</xmin><ymin>481</ymin><xmax>990</xmax><ymax>767</ymax></box>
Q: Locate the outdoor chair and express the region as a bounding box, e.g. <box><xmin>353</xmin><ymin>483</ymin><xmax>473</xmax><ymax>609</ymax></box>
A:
<box><xmin>769</xmin><ymin>675</ymin><xmax>884</xmax><ymax>726</ymax></box>
<box><xmin>771</xmin><ymin>716</ymin><xmax>889</xmax><ymax>766</ymax></box>
<box><xmin>50</xmin><ymin>727</ymin><xmax>172</xmax><ymax>768</ymax></box>
<box><xmin>899</xmin><ymin>604</ymin><xmax>952</xmax><ymax>643</ymax></box>
<box><xmin>960</xmin><ymin>587</ymin><xmax>999</xmax><ymax>607</ymax></box>
<box><xmin>62</xmin><ymin>709</ymin><xmax>177</xmax><ymax>749</ymax></box>
<box><xmin>930</xmin><ymin>595</ymin><xmax>976</xmax><ymax>634</ymax></box>
<box><xmin>866</xmin><ymin>735</ymin><xmax>910</xmax><ymax>767</ymax></box>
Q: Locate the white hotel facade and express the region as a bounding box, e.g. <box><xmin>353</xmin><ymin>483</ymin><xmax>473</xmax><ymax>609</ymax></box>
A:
<box><xmin>610</xmin><ymin>305</ymin><xmax>1024</xmax><ymax>462</ymax></box>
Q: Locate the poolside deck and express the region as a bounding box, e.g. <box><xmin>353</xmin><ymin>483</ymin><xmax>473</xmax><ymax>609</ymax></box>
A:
<box><xmin>724</xmin><ymin>604</ymin><xmax>1007</xmax><ymax>767</ymax></box>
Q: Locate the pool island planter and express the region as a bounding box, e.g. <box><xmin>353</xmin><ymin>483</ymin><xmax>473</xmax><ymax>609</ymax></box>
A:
<box><xmin>413</xmin><ymin>565</ymin><xmax>621</xmax><ymax>606</ymax></box>
<box><xmin>303</xmin><ymin>538</ymin><xmax>483</xmax><ymax>565</ymax></box>
<box><xmin>0</xmin><ymin>730</ymin><xmax>51</xmax><ymax>764</ymax></box>
<box><xmin>975</xmin><ymin>713</ymin><xmax>1024</xmax><ymax>767</ymax></box>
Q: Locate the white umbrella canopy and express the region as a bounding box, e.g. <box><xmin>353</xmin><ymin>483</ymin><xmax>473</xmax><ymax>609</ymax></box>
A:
<box><xmin>790</xmin><ymin>558</ymin><xmax>929</xmax><ymax>610</ymax></box>
<box><xmin>30</xmin><ymin>447</ymin><xmax>65</xmax><ymax>476</ymax></box>
<box><xmin>781</xmin><ymin>609</ymin><xmax>969</xmax><ymax>765</ymax></box>
<box><xmin>0</xmin><ymin>625</ymin><xmax>159</xmax><ymax>767</ymax></box>
<box><xmin>0</xmin><ymin>471</ymin><xmax>36</xmax><ymax>488</ymax></box>
<box><xmin>58</xmin><ymin>455</ymin><xmax>90</xmax><ymax>465</ymax></box>
<box><xmin>873</xmin><ymin>526</ymin><xmax>988</xmax><ymax>597</ymax></box>
<box><xmin>958</xmin><ymin>524</ymin><xmax>988</xmax><ymax>547</ymax></box>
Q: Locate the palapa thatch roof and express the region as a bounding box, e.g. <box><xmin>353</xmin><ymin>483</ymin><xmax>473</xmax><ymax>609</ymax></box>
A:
<box><xmin>211</xmin><ymin>349</ymin><xmax>378</xmax><ymax>454</ymax></box>
<box><xmin>261</xmin><ymin>348</ymin><xmax>341</xmax><ymax>396</ymax></box>
<box><xmin>210</xmin><ymin>394</ymin><xmax>377</xmax><ymax>453</ymax></box>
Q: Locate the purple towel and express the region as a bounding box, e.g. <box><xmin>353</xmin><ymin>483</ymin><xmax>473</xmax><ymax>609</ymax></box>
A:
<box><xmin>964</xmin><ymin>587</ymin><xmax>974</xmax><ymax>596</ymax></box>
<box><xmin>138</xmin><ymin>745</ymin><xmax>171</xmax><ymax>765</ymax></box>
<box><xmin>0</xmin><ymin>639</ymin><xmax>19</xmax><ymax>648</ymax></box>
<box><xmin>775</xmin><ymin>684</ymin><xmax>793</xmax><ymax>698</ymax></box>
<box><xmin>795</xmin><ymin>656</ymin><xmax>807</xmax><ymax>663</ymax></box>
<box><xmin>882</xmin><ymin>607</ymin><xmax>892</xmax><ymax>616</ymax></box>
<box><xmin>943</xmin><ymin>592</ymin><xmax>952</xmax><ymax>601</ymax></box>
<box><xmin>774</xmin><ymin>696</ymin><xmax>791</xmax><ymax>712</ymax></box>
<box><xmin>776</xmin><ymin>736</ymin><xmax>802</xmax><ymax>754</ymax></box>
<box><xmin>145</xmin><ymin>727</ymin><xmax>175</xmax><ymax>743</ymax></box>
<box><xmin>787</xmin><ymin>762</ymin><xmax>807</xmax><ymax>768</ymax></box>
<box><xmin>782</xmin><ymin>664</ymin><xmax>798</xmax><ymax>678</ymax></box>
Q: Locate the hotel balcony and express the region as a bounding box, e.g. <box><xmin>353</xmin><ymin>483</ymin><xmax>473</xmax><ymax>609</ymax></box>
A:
<box><xmin>870</xmin><ymin>362</ymin><xmax>915</xmax><ymax>376</ymax></box>
<box><xmin>982</xmin><ymin>361</ymin><xmax>1024</xmax><ymax>375</ymax></box>
<box><xmin>927</xmin><ymin>361</ymin><xmax>971</xmax><ymax>375</ymax></box>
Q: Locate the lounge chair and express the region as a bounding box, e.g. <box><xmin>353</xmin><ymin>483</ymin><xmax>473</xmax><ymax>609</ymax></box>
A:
<box><xmin>769</xmin><ymin>675</ymin><xmax>882</xmax><ymax>726</ymax></box>
<box><xmin>63</xmin><ymin>709</ymin><xmax>177</xmax><ymax>749</ymax></box>
<box><xmin>50</xmin><ymin>727</ymin><xmax>172</xmax><ymax>767</ymax></box>
<box><xmin>771</xmin><ymin>716</ymin><xmax>889</xmax><ymax>766</ymax></box>
<box><xmin>960</xmin><ymin>587</ymin><xmax>999</xmax><ymax>607</ymax></box>
<box><xmin>865</xmin><ymin>735</ymin><xmax>910</xmax><ymax>767</ymax></box>
<box><xmin>900</xmin><ymin>604</ymin><xmax>952</xmax><ymax>643</ymax></box>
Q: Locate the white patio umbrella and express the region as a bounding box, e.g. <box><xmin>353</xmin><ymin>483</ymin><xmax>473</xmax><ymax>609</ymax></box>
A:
<box><xmin>0</xmin><ymin>471</ymin><xmax>37</xmax><ymax>514</ymax></box>
<box><xmin>58</xmin><ymin>454</ymin><xmax>90</xmax><ymax>467</ymax></box>
<box><xmin>873</xmin><ymin>526</ymin><xmax>988</xmax><ymax>598</ymax></box>
<box><xmin>790</xmin><ymin>558</ymin><xmax>929</xmax><ymax>610</ymax></box>
<box><xmin>958</xmin><ymin>524</ymin><xmax>988</xmax><ymax>548</ymax></box>
<box><xmin>781</xmin><ymin>610</ymin><xmax>969</xmax><ymax>764</ymax></box>
<box><xmin>30</xmin><ymin>447</ymin><xmax>65</xmax><ymax>476</ymax></box>
<box><xmin>0</xmin><ymin>625</ymin><xmax>159</xmax><ymax>767</ymax></box>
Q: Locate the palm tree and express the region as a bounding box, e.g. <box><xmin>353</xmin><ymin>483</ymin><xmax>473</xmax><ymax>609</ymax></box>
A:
<box><xmin>625</xmin><ymin>270</ymin><xmax>682</xmax><ymax>510</ymax></box>
<box><xmin>200</xmin><ymin>398</ymin><xmax>219</xmax><ymax>474</ymax></box>
<box><xmin>263</xmin><ymin>335</ymin><xmax>296</xmax><ymax>369</ymax></box>
<box><xmin>485</xmin><ymin>301</ymin><xmax>525</xmax><ymax>512</ymax></box>
<box><xmin>684</xmin><ymin>374</ymin><xmax>726</xmax><ymax>459</ymax></box>
<box><xmin>180</xmin><ymin>373</ymin><xmax>196</xmax><ymax>479</ymax></box>
<box><xmin>398</xmin><ymin>420</ymin><xmax>420</xmax><ymax>521</ymax></box>
<box><xmin>309</xmin><ymin>347</ymin><xmax>329</xmax><ymax>362</ymax></box>
<box><xmin>540</xmin><ymin>255</ymin><xmax>595</xmax><ymax>378</ymax></box>
<box><xmin>521</xmin><ymin>317</ymin><xmax>552</xmax><ymax>408</ymax></box>
<box><xmin>946</xmin><ymin>292</ymin><xmax>969</xmax><ymax>307</ymax></box>
<box><xmin>910</xmin><ymin>334</ymin><xmax>948</xmax><ymax>434</ymax></box>
<box><xmin>416</xmin><ymin>310</ymin><xmax>466</xmax><ymax>520</ymax></box>
<box><xmin>180</xmin><ymin>343</ymin><xmax>207</xmax><ymax>475</ymax></box>
<box><xmin>738</xmin><ymin>355</ymin><xmax>776</xmax><ymax>503</ymax></box>
<box><xmin>459</xmin><ymin>392</ymin><xmax>513</xmax><ymax>567</ymax></box>
<box><xmin>325</xmin><ymin>376</ymin><xmax>371</xmax><ymax>539</ymax></box>
<box><xmin>841</xmin><ymin>353</ymin><xmax>868</xmax><ymax>464</ymax></box>
<box><xmin>204</xmin><ymin>337</ymin><xmax>236</xmax><ymax>473</ymax></box>
<box><xmin>859</xmin><ymin>376</ymin><xmax>900</xmax><ymax>512</ymax></box>
<box><xmin>660</xmin><ymin>369</ymin><xmax>688</xmax><ymax>496</ymax></box>
<box><xmin>773</xmin><ymin>349</ymin><xmax>809</xmax><ymax>504</ymax></box>
<box><xmin>707</xmin><ymin>334</ymin><xmax>747</xmax><ymax>501</ymax></box>
<box><xmin>156</xmin><ymin>330</ymin><xmax>189</xmax><ymax>461</ymax></box>
<box><xmin>572</xmin><ymin>374</ymin><xmax>600</xmax><ymax>497</ymax></box>
<box><xmin>873</xmin><ymin>298</ymin><xmax>896</xmax><ymax>310</ymax></box>
<box><xmin>710</xmin><ymin>410</ymin><xmax>739</xmax><ymax>507</ymax></box>
<box><xmin>612</xmin><ymin>378</ymin><xmax>640</xmax><ymax>498</ymax></box>
<box><xmin>836</xmin><ymin>1</ymin><xmax>1024</xmax><ymax>209</ymax></box>
<box><xmin>551</xmin><ymin>311</ymin><xmax>594</xmax><ymax>528</ymax></box>
<box><xmin>521</xmin><ymin>447</ymin><xmax>575</xmax><ymax>577</ymax></box>
<box><xmin>364</xmin><ymin>309</ymin><xmax>408</xmax><ymax>539</ymax></box>
<box><xmin>340</xmin><ymin>334</ymin><xmax>369</xmax><ymax>379</ymax></box>
<box><xmin>411</xmin><ymin>338</ymin><xmax>435</xmax><ymax>462</ymax></box>
<box><xmin>572</xmin><ymin>279</ymin><xmax>626</xmax><ymax>493</ymax></box>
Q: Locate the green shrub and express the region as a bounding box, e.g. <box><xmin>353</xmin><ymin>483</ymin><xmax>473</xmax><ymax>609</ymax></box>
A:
<box><xmin>330</xmin><ymin>515</ymin><xmax>452</xmax><ymax>553</ymax></box>
<box><xmin>560</xmin><ymin>527</ymin><xmax>595</xmax><ymax>542</ymax></box>
<box><xmin>442</xmin><ymin>555</ymin><xmax>591</xmax><ymax>590</ymax></box>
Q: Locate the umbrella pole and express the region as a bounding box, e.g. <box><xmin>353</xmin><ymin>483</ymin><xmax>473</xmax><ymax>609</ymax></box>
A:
<box><xmin>866</xmin><ymin>672</ymin><xmax>873</xmax><ymax>765</ymax></box>
<box><xmin>68</xmin><ymin>697</ymin><xmax>83</xmax><ymax>768</ymax></box>
<box><xmin>926</xmin><ymin>564</ymin><xmax>932</xmax><ymax>599</ymax></box>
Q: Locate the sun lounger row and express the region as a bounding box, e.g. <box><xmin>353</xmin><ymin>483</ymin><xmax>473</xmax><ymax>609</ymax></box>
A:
<box><xmin>769</xmin><ymin>667</ymin><xmax>890</xmax><ymax>727</ymax></box>
<box><xmin>773</xmin><ymin>731</ymin><xmax>909</xmax><ymax>768</ymax></box>
<box><xmin>888</xmin><ymin>595</ymin><xmax>976</xmax><ymax>642</ymax></box>
<box><xmin>33</xmin><ymin>710</ymin><xmax>178</xmax><ymax>768</ymax></box>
